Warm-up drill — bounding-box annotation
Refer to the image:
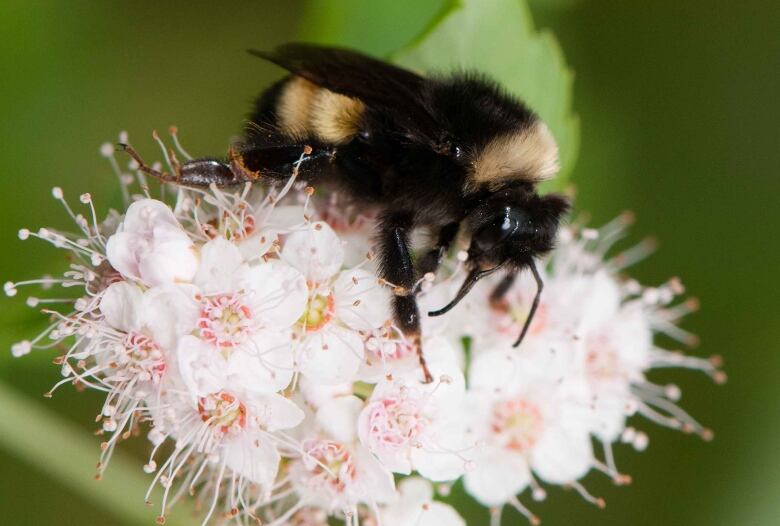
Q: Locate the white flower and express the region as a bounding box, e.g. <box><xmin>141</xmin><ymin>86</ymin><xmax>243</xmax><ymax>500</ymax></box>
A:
<box><xmin>101</xmin><ymin>281</ymin><xmax>198</xmax><ymax>352</ymax></box>
<box><xmin>106</xmin><ymin>199</ymin><xmax>199</xmax><ymax>286</ymax></box>
<box><xmin>146</xmin><ymin>379</ymin><xmax>304</xmax><ymax>523</ymax></box>
<box><xmin>283</xmin><ymin>220</ymin><xmax>346</xmax><ymax>282</ymax></box>
<box><xmin>574</xmin><ymin>296</ymin><xmax>652</xmax><ymax>441</ymax></box>
<box><xmin>358</xmin><ymin>329</ymin><xmax>420</xmax><ymax>383</ymax></box>
<box><xmin>475</xmin><ymin>267</ymin><xmax>639</xmax><ymax>443</ymax></box>
<box><xmin>420</xmin><ymin>278</ymin><xmax>488</xmax><ymax>346</ymax></box>
<box><xmin>282</xmin><ymin>221</ymin><xmax>391</xmax><ymax>385</ymax></box>
<box><xmin>380</xmin><ymin>477</ymin><xmax>465</xmax><ymax>526</ymax></box>
<box><xmin>10</xmin><ymin>133</ymin><xmax>722</xmax><ymax>526</ymax></box>
<box><xmin>358</xmin><ymin>337</ymin><xmax>469</xmax><ymax>481</ymax></box>
<box><xmin>298</xmin><ymin>376</ymin><xmax>355</xmax><ymax>410</ymax></box>
<box><xmin>462</xmin><ymin>347</ymin><xmax>594</xmax><ymax>507</ymax></box>
<box><xmin>201</xmin><ymin>191</ymin><xmax>279</xmax><ymax>262</ymax></box>
<box><xmin>290</xmin><ymin>395</ymin><xmax>396</xmax><ymax>513</ymax></box>
<box><xmin>286</xmin><ymin>508</ymin><xmax>330</xmax><ymax>526</ymax></box>
<box><xmin>178</xmin><ymin>236</ymin><xmax>307</xmax><ymax>395</ymax></box>
<box><xmin>84</xmin><ymin>281</ymin><xmax>198</xmax><ymax>474</ymax></box>
<box><xmin>314</xmin><ymin>193</ymin><xmax>376</xmax><ymax>267</ymax></box>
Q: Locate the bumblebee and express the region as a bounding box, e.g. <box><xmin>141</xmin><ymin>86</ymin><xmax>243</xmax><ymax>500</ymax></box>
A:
<box><xmin>119</xmin><ymin>43</ymin><xmax>569</xmax><ymax>382</ymax></box>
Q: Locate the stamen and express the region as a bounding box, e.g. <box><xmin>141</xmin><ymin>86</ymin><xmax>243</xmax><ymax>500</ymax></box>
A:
<box><xmin>612</xmin><ymin>237</ymin><xmax>658</xmax><ymax>271</ymax></box>
<box><xmin>569</xmin><ymin>481</ymin><xmax>606</xmax><ymax>509</ymax></box>
<box><xmin>508</xmin><ymin>496</ymin><xmax>540</xmax><ymax>525</ymax></box>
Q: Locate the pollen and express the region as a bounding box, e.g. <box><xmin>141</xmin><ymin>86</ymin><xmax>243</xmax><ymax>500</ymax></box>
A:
<box><xmin>198</xmin><ymin>391</ymin><xmax>247</xmax><ymax>436</ymax></box>
<box><xmin>198</xmin><ymin>293</ymin><xmax>254</xmax><ymax>348</ymax></box>
<box><xmin>297</xmin><ymin>292</ymin><xmax>335</xmax><ymax>332</ymax></box>
<box><xmin>491</xmin><ymin>399</ymin><xmax>543</xmax><ymax>452</ymax></box>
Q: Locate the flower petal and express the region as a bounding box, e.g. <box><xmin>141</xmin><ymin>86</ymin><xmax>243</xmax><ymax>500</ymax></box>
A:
<box><xmin>122</xmin><ymin>199</ymin><xmax>181</xmax><ymax>231</ymax></box>
<box><xmin>353</xmin><ymin>445</ymin><xmax>396</xmax><ymax>504</ymax></box>
<box><xmin>177</xmin><ymin>335</ymin><xmax>225</xmax><ymax>398</ymax></box>
<box><xmin>398</xmin><ymin>476</ymin><xmax>434</xmax><ymax>506</ymax></box>
<box><xmin>100</xmin><ymin>281</ymin><xmax>143</xmax><ymax>332</ymax></box>
<box><xmin>298</xmin><ymin>377</ymin><xmax>354</xmax><ymax>409</ymax></box>
<box><xmin>249</xmin><ymin>393</ymin><xmax>305</xmax><ymax>432</ymax></box>
<box><xmin>468</xmin><ymin>349</ymin><xmax>522</xmax><ymax>392</ymax></box>
<box><xmin>228</xmin><ymin>330</ymin><xmax>295</xmax><ymax>394</ymax></box>
<box><xmin>530</xmin><ymin>424</ymin><xmax>593</xmax><ymax>484</ymax></box>
<box><xmin>224</xmin><ymin>434</ymin><xmax>280</xmax><ymax>488</ymax></box>
<box><xmin>411</xmin><ymin>421</ymin><xmax>468</xmax><ymax>482</ymax></box>
<box><xmin>106</xmin><ymin>199</ymin><xmax>198</xmax><ymax>287</ymax></box>
<box><xmin>316</xmin><ymin>395</ymin><xmax>363</xmax><ymax>443</ymax></box>
<box><xmin>333</xmin><ymin>269</ymin><xmax>390</xmax><ymax>331</ymax></box>
<box><xmin>396</xmin><ymin>337</ymin><xmax>466</xmax><ymax>407</ymax></box>
<box><xmin>372</xmin><ymin>447</ymin><xmax>413</xmax><ymax>475</ymax></box>
<box><xmin>463</xmin><ymin>447</ymin><xmax>530</xmax><ymax>507</ymax></box>
<box><xmin>105</xmin><ymin>232</ymin><xmax>142</xmax><ymax>281</ymax></box>
<box><xmin>141</xmin><ymin>284</ymin><xmax>200</xmax><ymax>350</ymax></box>
<box><xmin>138</xmin><ymin>237</ymin><xmax>198</xmax><ymax>286</ymax></box>
<box><xmin>244</xmin><ymin>260</ymin><xmax>308</xmax><ymax>328</ymax></box>
<box><xmin>382</xmin><ymin>477</ymin><xmax>466</xmax><ymax>526</ymax></box>
<box><xmin>299</xmin><ymin>326</ymin><xmax>364</xmax><ymax>385</ymax></box>
<box><xmin>282</xmin><ymin>221</ymin><xmax>344</xmax><ymax>281</ymax></box>
<box><xmin>194</xmin><ymin>237</ymin><xmax>244</xmax><ymax>293</ymax></box>
<box><xmin>237</xmin><ymin>228</ymin><xmax>277</xmax><ymax>262</ymax></box>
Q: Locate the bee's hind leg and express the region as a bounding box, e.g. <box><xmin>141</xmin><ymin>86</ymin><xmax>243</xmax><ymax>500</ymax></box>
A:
<box><xmin>118</xmin><ymin>142</ymin><xmax>332</xmax><ymax>189</ymax></box>
<box><xmin>116</xmin><ymin>143</ymin><xmax>244</xmax><ymax>187</ymax></box>
<box><xmin>116</xmin><ymin>143</ymin><xmax>179</xmax><ymax>184</ymax></box>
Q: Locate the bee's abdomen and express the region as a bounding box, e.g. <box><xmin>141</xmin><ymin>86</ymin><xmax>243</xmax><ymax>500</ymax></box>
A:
<box><xmin>254</xmin><ymin>76</ymin><xmax>365</xmax><ymax>145</ymax></box>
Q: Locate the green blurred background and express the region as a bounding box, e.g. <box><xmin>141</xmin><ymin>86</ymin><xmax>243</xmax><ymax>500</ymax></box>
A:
<box><xmin>1</xmin><ymin>1</ymin><xmax>778</xmax><ymax>524</ymax></box>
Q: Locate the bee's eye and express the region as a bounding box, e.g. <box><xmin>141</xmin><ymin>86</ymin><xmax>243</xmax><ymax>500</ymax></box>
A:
<box><xmin>472</xmin><ymin>207</ymin><xmax>533</xmax><ymax>252</ymax></box>
<box><xmin>436</xmin><ymin>133</ymin><xmax>463</xmax><ymax>159</ymax></box>
<box><xmin>451</xmin><ymin>144</ymin><xmax>464</xmax><ymax>159</ymax></box>
<box><xmin>473</xmin><ymin>214</ymin><xmax>517</xmax><ymax>251</ymax></box>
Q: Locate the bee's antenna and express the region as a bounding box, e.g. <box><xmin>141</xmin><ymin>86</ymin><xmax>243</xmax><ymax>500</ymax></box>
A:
<box><xmin>428</xmin><ymin>264</ymin><xmax>502</xmax><ymax>317</ymax></box>
<box><xmin>513</xmin><ymin>260</ymin><xmax>544</xmax><ymax>347</ymax></box>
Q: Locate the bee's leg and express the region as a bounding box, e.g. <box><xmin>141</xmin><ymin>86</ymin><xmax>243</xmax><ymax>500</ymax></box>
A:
<box><xmin>236</xmin><ymin>143</ymin><xmax>336</xmax><ymax>185</ymax></box>
<box><xmin>415</xmin><ymin>222</ymin><xmax>460</xmax><ymax>286</ymax></box>
<box><xmin>489</xmin><ymin>269</ymin><xmax>518</xmax><ymax>309</ymax></box>
<box><xmin>117</xmin><ymin>143</ymin><xmax>244</xmax><ymax>187</ymax></box>
<box><xmin>513</xmin><ymin>261</ymin><xmax>544</xmax><ymax>347</ymax></box>
<box><xmin>118</xmin><ymin>142</ymin><xmax>335</xmax><ymax>188</ymax></box>
<box><xmin>377</xmin><ymin>211</ymin><xmax>433</xmax><ymax>383</ymax></box>
<box><xmin>116</xmin><ymin>144</ymin><xmax>179</xmax><ymax>184</ymax></box>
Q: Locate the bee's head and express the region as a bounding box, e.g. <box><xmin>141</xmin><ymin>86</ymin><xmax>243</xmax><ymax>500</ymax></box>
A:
<box><xmin>466</xmin><ymin>186</ymin><xmax>570</xmax><ymax>271</ymax></box>
<box><xmin>428</xmin><ymin>187</ymin><xmax>569</xmax><ymax>318</ymax></box>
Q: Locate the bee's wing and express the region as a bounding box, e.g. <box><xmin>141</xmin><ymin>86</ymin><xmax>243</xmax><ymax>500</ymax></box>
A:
<box><xmin>249</xmin><ymin>43</ymin><xmax>439</xmax><ymax>140</ymax></box>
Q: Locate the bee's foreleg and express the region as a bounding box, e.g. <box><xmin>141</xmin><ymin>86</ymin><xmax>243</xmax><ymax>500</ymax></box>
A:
<box><xmin>513</xmin><ymin>261</ymin><xmax>544</xmax><ymax>348</ymax></box>
<box><xmin>377</xmin><ymin>211</ymin><xmax>433</xmax><ymax>383</ymax></box>
<box><xmin>489</xmin><ymin>269</ymin><xmax>518</xmax><ymax>309</ymax></box>
<box><xmin>415</xmin><ymin>222</ymin><xmax>460</xmax><ymax>287</ymax></box>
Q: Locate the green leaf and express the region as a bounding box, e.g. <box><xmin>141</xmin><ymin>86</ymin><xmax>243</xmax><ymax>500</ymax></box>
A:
<box><xmin>393</xmin><ymin>0</ymin><xmax>579</xmax><ymax>191</ymax></box>
<box><xmin>0</xmin><ymin>382</ymin><xmax>196</xmax><ymax>526</ymax></box>
<box><xmin>298</xmin><ymin>0</ymin><xmax>445</xmax><ymax>57</ymax></box>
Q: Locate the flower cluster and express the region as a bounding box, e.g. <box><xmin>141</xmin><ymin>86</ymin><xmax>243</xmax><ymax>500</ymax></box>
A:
<box><xmin>7</xmin><ymin>132</ymin><xmax>723</xmax><ymax>525</ymax></box>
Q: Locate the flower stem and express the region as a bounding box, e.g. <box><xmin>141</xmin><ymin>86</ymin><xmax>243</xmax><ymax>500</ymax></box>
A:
<box><xmin>0</xmin><ymin>381</ymin><xmax>195</xmax><ymax>526</ymax></box>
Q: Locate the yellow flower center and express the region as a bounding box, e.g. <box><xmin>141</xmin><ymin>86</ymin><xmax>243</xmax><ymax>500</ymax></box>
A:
<box><xmin>198</xmin><ymin>392</ymin><xmax>247</xmax><ymax>435</ymax></box>
<box><xmin>492</xmin><ymin>399</ymin><xmax>543</xmax><ymax>452</ymax></box>
<box><xmin>297</xmin><ymin>293</ymin><xmax>335</xmax><ymax>332</ymax></box>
